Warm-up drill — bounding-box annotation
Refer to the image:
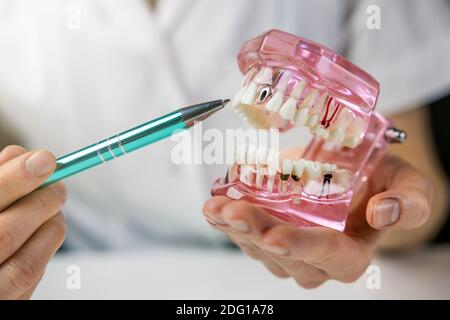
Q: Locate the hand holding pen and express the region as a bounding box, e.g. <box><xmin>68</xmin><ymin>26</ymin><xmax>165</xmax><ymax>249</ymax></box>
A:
<box><xmin>0</xmin><ymin>100</ymin><xmax>228</xmax><ymax>299</ymax></box>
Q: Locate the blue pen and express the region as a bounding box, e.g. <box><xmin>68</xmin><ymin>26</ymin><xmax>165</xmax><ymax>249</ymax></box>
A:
<box><xmin>41</xmin><ymin>99</ymin><xmax>229</xmax><ymax>187</ymax></box>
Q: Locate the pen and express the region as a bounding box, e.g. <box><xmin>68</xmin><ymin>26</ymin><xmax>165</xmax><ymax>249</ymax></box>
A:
<box><xmin>41</xmin><ymin>99</ymin><xmax>229</xmax><ymax>187</ymax></box>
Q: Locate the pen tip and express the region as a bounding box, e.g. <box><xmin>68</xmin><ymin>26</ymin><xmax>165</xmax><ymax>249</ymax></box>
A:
<box><xmin>222</xmin><ymin>99</ymin><xmax>230</xmax><ymax>106</ymax></box>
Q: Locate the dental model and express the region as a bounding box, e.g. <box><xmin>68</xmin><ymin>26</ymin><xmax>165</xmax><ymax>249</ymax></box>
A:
<box><xmin>211</xmin><ymin>30</ymin><xmax>406</xmax><ymax>231</ymax></box>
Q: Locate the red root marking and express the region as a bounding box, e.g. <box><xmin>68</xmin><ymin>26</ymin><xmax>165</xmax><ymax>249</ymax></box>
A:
<box><xmin>320</xmin><ymin>97</ymin><xmax>340</xmax><ymax>129</ymax></box>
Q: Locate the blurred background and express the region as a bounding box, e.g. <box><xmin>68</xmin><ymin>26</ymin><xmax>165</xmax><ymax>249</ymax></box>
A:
<box><xmin>0</xmin><ymin>0</ymin><xmax>449</xmax><ymax>299</ymax></box>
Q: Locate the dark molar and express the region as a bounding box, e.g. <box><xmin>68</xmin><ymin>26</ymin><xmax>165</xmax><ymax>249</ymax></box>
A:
<box><xmin>323</xmin><ymin>173</ymin><xmax>333</xmax><ymax>184</ymax></box>
<box><xmin>292</xmin><ymin>175</ymin><xmax>300</xmax><ymax>182</ymax></box>
<box><xmin>320</xmin><ymin>173</ymin><xmax>333</xmax><ymax>197</ymax></box>
<box><xmin>259</xmin><ymin>86</ymin><xmax>272</xmax><ymax>102</ymax></box>
<box><xmin>280</xmin><ymin>173</ymin><xmax>290</xmax><ymax>181</ymax></box>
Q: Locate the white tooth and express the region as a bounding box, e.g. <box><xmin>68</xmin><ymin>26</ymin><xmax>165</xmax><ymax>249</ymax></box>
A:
<box><xmin>304</xmin><ymin>160</ymin><xmax>322</xmax><ymax>179</ymax></box>
<box><xmin>336</xmin><ymin>169</ymin><xmax>351</xmax><ymax>189</ymax></box>
<box><xmin>257</xmin><ymin>146</ymin><xmax>268</xmax><ymax>165</ymax></box>
<box><xmin>305</xmin><ymin>114</ymin><xmax>319</xmax><ymax>127</ymax></box>
<box><xmin>310</xmin><ymin>126</ymin><xmax>329</xmax><ymax>139</ymax></box>
<box><xmin>228</xmin><ymin>164</ymin><xmax>239</xmax><ymax>182</ymax></box>
<box><xmin>228</xmin><ymin>147</ymin><xmax>237</xmax><ymax>165</ymax></box>
<box><xmin>233</xmin><ymin>106</ymin><xmax>243</xmax><ymax>115</ymax></box>
<box><xmin>255</xmin><ymin>166</ymin><xmax>267</xmax><ymax>188</ymax></box>
<box><xmin>240</xmin><ymin>165</ymin><xmax>253</xmax><ymax>186</ymax></box>
<box><xmin>342</xmin><ymin>117</ymin><xmax>364</xmax><ymax>148</ymax></box>
<box><xmin>328</xmin><ymin>128</ymin><xmax>345</xmax><ymax>143</ymax></box>
<box><xmin>281</xmin><ymin>159</ymin><xmax>294</xmax><ymax>175</ymax></box>
<box><xmin>241</xmin><ymin>68</ymin><xmax>256</xmax><ymax>87</ymax></box>
<box><xmin>265</xmin><ymin>91</ymin><xmax>284</xmax><ymax>112</ymax></box>
<box><xmin>240</xmin><ymin>165</ymin><xmax>247</xmax><ymax>183</ymax></box>
<box><xmin>267</xmin><ymin>149</ymin><xmax>280</xmax><ymax>174</ymax></box>
<box><xmin>290</xmin><ymin>80</ymin><xmax>306</xmax><ymax>99</ymax></box>
<box><xmin>232</xmin><ymin>85</ymin><xmax>247</xmax><ymax>108</ymax></box>
<box><xmin>347</xmin><ymin>117</ymin><xmax>365</xmax><ymax>135</ymax></box>
<box><xmin>280</xmin><ymin>159</ymin><xmax>292</xmax><ymax>192</ymax></box>
<box><xmin>254</xmin><ymin>67</ymin><xmax>273</xmax><ymax>84</ymax></box>
<box><xmin>267</xmin><ymin>175</ymin><xmax>275</xmax><ymax>193</ymax></box>
<box><xmin>236</xmin><ymin>103</ymin><xmax>269</xmax><ymax>129</ymax></box>
<box><xmin>342</xmin><ymin>136</ymin><xmax>361</xmax><ymax>148</ymax></box>
<box><xmin>265</xmin><ymin>73</ymin><xmax>291</xmax><ymax>112</ymax></box>
<box><xmin>237</xmin><ymin>144</ymin><xmax>247</xmax><ymax>164</ymax></box>
<box><xmin>293</xmin><ymin>89</ymin><xmax>321</xmax><ymax>126</ymax></box>
<box><xmin>292</xmin><ymin>160</ymin><xmax>305</xmax><ymax>179</ymax></box>
<box><xmin>246</xmin><ymin>145</ymin><xmax>257</xmax><ymax>164</ymax></box>
<box><xmin>277</xmin><ymin>72</ymin><xmax>291</xmax><ymax>91</ymax></box>
<box><xmin>334</xmin><ymin>108</ymin><xmax>353</xmax><ymax>129</ymax></box>
<box><xmin>241</xmin><ymin>82</ymin><xmax>258</xmax><ymax>105</ymax></box>
<box><xmin>293</xmin><ymin>107</ymin><xmax>309</xmax><ymax>126</ymax></box>
<box><xmin>246</xmin><ymin>166</ymin><xmax>255</xmax><ymax>184</ymax></box>
<box><xmin>300</xmin><ymin>89</ymin><xmax>318</xmax><ymax>109</ymax></box>
<box><xmin>322</xmin><ymin>163</ymin><xmax>337</xmax><ymax>173</ymax></box>
<box><xmin>312</xmin><ymin>92</ymin><xmax>328</xmax><ymax>113</ymax></box>
<box><xmin>279</xmin><ymin>97</ymin><xmax>297</xmax><ymax>121</ymax></box>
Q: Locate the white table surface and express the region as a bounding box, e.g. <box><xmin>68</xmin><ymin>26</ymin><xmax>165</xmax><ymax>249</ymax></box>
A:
<box><xmin>33</xmin><ymin>245</ymin><xmax>450</xmax><ymax>300</ymax></box>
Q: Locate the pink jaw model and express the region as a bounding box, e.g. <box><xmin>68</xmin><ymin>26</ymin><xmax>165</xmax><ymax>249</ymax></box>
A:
<box><xmin>211</xmin><ymin>29</ymin><xmax>406</xmax><ymax>231</ymax></box>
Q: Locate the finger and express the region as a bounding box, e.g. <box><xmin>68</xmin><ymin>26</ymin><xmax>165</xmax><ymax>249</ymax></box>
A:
<box><xmin>367</xmin><ymin>157</ymin><xmax>432</xmax><ymax>230</ymax></box>
<box><xmin>203</xmin><ymin>197</ymin><xmax>284</xmax><ymax>235</ymax></box>
<box><xmin>260</xmin><ymin>225</ymin><xmax>372</xmax><ymax>282</ymax></box>
<box><xmin>203</xmin><ymin>196</ymin><xmax>234</xmax><ymax>225</ymax></box>
<box><xmin>0</xmin><ymin>182</ymin><xmax>67</xmax><ymax>263</ymax></box>
<box><xmin>257</xmin><ymin>226</ymin><xmax>330</xmax><ymax>288</ymax></box>
<box><xmin>289</xmin><ymin>262</ymin><xmax>329</xmax><ymax>289</ymax></box>
<box><xmin>260</xmin><ymin>225</ymin><xmax>339</xmax><ymax>262</ymax></box>
<box><xmin>0</xmin><ymin>145</ymin><xmax>27</xmax><ymax>166</ymax></box>
<box><xmin>205</xmin><ymin>215</ymin><xmax>289</xmax><ymax>278</ymax></box>
<box><xmin>276</xmin><ymin>258</ymin><xmax>330</xmax><ymax>289</ymax></box>
<box><xmin>260</xmin><ymin>257</ymin><xmax>290</xmax><ymax>278</ymax></box>
<box><xmin>228</xmin><ymin>234</ymin><xmax>289</xmax><ymax>278</ymax></box>
<box><xmin>18</xmin><ymin>276</ymin><xmax>42</xmax><ymax>300</ymax></box>
<box><xmin>220</xmin><ymin>200</ymin><xmax>285</xmax><ymax>238</ymax></box>
<box><xmin>0</xmin><ymin>213</ymin><xmax>66</xmax><ymax>299</ymax></box>
<box><xmin>0</xmin><ymin>150</ymin><xmax>57</xmax><ymax>211</ymax></box>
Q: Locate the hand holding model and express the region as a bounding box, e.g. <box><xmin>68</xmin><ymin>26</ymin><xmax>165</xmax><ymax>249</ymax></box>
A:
<box><xmin>205</xmin><ymin>30</ymin><xmax>433</xmax><ymax>287</ymax></box>
<box><xmin>204</xmin><ymin>154</ymin><xmax>432</xmax><ymax>288</ymax></box>
<box><xmin>0</xmin><ymin>145</ymin><xmax>67</xmax><ymax>299</ymax></box>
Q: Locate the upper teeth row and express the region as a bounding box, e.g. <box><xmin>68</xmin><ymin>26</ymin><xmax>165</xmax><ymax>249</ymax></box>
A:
<box><xmin>233</xmin><ymin>70</ymin><xmax>365</xmax><ymax>148</ymax></box>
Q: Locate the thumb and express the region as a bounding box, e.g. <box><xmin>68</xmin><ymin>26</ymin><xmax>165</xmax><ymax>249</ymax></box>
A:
<box><xmin>366</xmin><ymin>157</ymin><xmax>432</xmax><ymax>230</ymax></box>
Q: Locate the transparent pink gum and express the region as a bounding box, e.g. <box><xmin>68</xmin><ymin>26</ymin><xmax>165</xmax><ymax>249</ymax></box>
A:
<box><xmin>211</xmin><ymin>29</ymin><xmax>392</xmax><ymax>231</ymax></box>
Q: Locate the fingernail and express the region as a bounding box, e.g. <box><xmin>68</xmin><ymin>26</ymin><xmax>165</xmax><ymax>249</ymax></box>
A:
<box><xmin>263</xmin><ymin>245</ymin><xmax>288</xmax><ymax>256</ymax></box>
<box><xmin>205</xmin><ymin>217</ymin><xmax>217</xmax><ymax>226</ymax></box>
<box><xmin>374</xmin><ymin>198</ymin><xmax>400</xmax><ymax>227</ymax></box>
<box><xmin>52</xmin><ymin>183</ymin><xmax>68</xmax><ymax>201</ymax></box>
<box><xmin>26</xmin><ymin>151</ymin><xmax>55</xmax><ymax>177</ymax></box>
<box><xmin>206</xmin><ymin>214</ymin><xmax>228</xmax><ymax>226</ymax></box>
<box><xmin>228</xmin><ymin>220</ymin><xmax>250</xmax><ymax>233</ymax></box>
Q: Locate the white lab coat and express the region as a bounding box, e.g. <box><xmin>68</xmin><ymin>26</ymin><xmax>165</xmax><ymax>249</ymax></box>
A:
<box><xmin>0</xmin><ymin>0</ymin><xmax>449</xmax><ymax>249</ymax></box>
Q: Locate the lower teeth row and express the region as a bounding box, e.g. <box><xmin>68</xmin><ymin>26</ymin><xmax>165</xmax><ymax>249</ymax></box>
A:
<box><xmin>228</xmin><ymin>161</ymin><xmax>350</xmax><ymax>197</ymax></box>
